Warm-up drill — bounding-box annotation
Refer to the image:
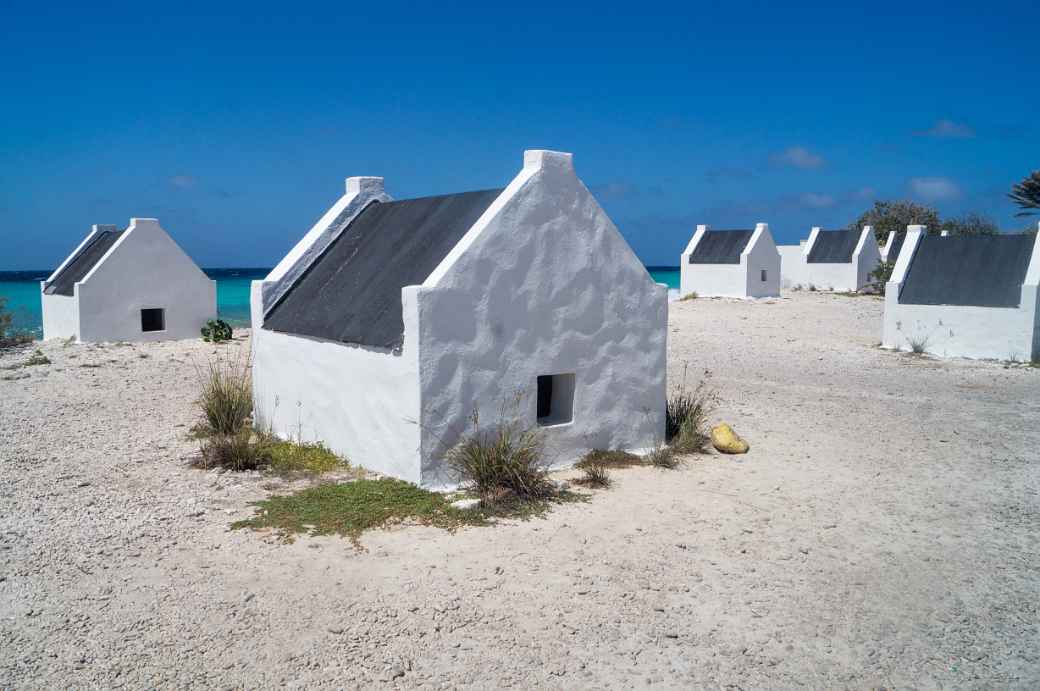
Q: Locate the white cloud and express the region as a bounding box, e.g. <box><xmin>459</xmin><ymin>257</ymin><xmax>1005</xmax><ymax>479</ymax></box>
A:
<box><xmin>170</xmin><ymin>174</ymin><xmax>197</xmax><ymax>189</ymax></box>
<box><xmin>915</xmin><ymin>119</ymin><xmax>974</xmax><ymax>139</ymax></box>
<box><xmin>910</xmin><ymin>177</ymin><xmax>960</xmax><ymax>201</ymax></box>
<box><xmin>800</xmin><ymin>192</ymin><xmax>836</xmax><ymax>208</ymax></box>
<box><xmin>772</xmin><ymin>146</ymin><xmax>825</xmax><ymax>169</ymax></box>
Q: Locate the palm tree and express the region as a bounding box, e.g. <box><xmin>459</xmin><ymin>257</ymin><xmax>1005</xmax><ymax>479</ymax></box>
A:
<box><xmin>1009</xmin><ymin>170</ymin><xmax>1040</xmax><ymax>216</ymax></box>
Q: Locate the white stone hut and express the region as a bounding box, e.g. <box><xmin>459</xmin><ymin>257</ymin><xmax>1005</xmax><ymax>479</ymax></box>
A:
<box><xmin>882</xmin><ymin>225</ymin><xmax>1040</xmax><ymax>360</ymax></box>
<box><xmin>679</xmin><ymin>223</ymin><xmax>780</xmax><ymax>298</ymax></box>
<box><xmin>251</xmin><ymin>150</ymin><xmax>668</xmax><ymax>488</ymax></box>
<box><xmin>791</xmin><ymin>226</ymin><xmax>881</xmax><ymax>292</ymax></box>
<box><xmin>41</xmin><ymin>218</ymin><xmax>216</xmax><ymax>342</ymax></box>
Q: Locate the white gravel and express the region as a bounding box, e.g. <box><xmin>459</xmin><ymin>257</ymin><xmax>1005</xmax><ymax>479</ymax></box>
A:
<box><xmin>1</xmin><ymin>292</ymin><xmax>1038</xmax><ymax>688</ymax></box>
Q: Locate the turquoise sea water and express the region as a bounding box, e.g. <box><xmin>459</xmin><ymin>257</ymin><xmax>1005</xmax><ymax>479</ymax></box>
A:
<box><xmin>1</xmin><ymin>266</ymin><xmax>680</xmax><ymax>339</ymax></box>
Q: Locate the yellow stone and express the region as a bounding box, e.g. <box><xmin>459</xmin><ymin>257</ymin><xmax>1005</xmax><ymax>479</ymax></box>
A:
<box><xmin>710</xmin><ymin>423</ymin><xmax>749</xmax><ymax>454</ymax></box>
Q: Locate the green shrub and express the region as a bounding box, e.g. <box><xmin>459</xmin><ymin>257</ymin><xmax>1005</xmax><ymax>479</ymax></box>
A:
<box><xmin>196</xmin><ymin>357</ymin><xmax>252</xmax><ymax>436</ymax></box>
<box><xmin>679</xmin><ymin>291</ymin><xmax>698</xmax><ymax>301</ymax></box>
<box><xmin>445</xmin><ymin>416</ymin><xmax>554</xmax><ymax>504</ymax></box>
<box><xmin>868</xmin><ymin>260</ymin><xmax>894</xmax><ymax>295</ymax></box>
<box><xmin>201</xmin><ymin>319</ymin><xmax>233</xmax><ymax>343</ymax></box>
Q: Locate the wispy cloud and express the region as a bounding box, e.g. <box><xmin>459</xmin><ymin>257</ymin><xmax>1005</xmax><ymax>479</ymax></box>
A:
<box><xmin>910</xmin><ymin>177</ymin><xmax>960</xmax><ymax>201</ymax></box>
<box><xmin>169</xmin><ymin>174</ymin><xmax>197</xmax><ymax>189</ymax></box>
<box><xmin>914</xmin><ymin>119</ymin><xmax>974</xmax><ymax>139</ymax></box>
<box><xmin>799</xmin><ymin>193</ymin><xmax>836</xmax><ymax>209</ymax></box>
<box><xmin>771</xmin><ymin>146</ymin><xmax>825</xmax><ymax>169</ymax></box>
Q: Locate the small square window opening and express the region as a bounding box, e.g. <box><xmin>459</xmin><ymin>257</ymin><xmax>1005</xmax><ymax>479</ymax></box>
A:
<box><xmin>536</xmin><ymin>373</ymin><xmax>575</xmax><ymax>426</ymax></box>
<box><xmin>141</xmin><ymin>308</ymin><xmax>165</xmax><ymax>332</ymax></box>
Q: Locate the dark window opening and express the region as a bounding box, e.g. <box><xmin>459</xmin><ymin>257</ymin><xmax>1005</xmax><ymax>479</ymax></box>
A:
<box><xmin>536</xmin><ymin>373</ymin><xmax>575</xmax><ymax>426</ymax></box>
<box><xmin>760</xmin><ymin>269</ymin><xmax>768</xmax><ymax>282</ymax></box>
<box><xmin>141</xmin><ymin>308</ymin><xmax>165</xmax><ymax>332</ymax></box>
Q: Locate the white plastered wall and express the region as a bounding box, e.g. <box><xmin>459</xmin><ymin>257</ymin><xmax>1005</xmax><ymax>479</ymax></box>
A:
<box><xmin>43</xmin><ymin>219</ymin><xmax>215</xmax><ymax>342</ymax></box>
<box><xmin>414</xmin><ymin>150</ymin><xmax>668</xmax><ymax>488</ymax></box>
<box><xmin>679</xmin><ymin>224</ymin><xmax>779</xmax><ymax>298</ymax></box>
<box><xmin>778</xmin><ymin>243</ymin><xmax>808</xmax><ymax>289</ymax></box>
<box><xmin>249</xmin><ymin>282</ymin><xmax>423</xmax><ymax>483</ymax></box>
<box><xmin>803</xmin><ymin>226</ymin><xmax>880</xmax><ymax>292</ymax></box>
<box><xmin>260</xmin><ymin>177</ymin><xmax>390</xmax><ymax>314</ymax></box>
<box><xmin>41</xmin><ymin>293</ymin><xmax>79</xmax><ymax>340</ymax></box>
<box><xmin>882</xmin><ymin>226</ymin><xmax>1040</xmax><ymax>360</ymax></box>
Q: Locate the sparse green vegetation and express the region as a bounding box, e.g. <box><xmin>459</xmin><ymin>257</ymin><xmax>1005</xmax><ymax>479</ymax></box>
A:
<box><xmin>1</xmin><ymin>348</ymin><xmax>51</xmax><ymax>370</ymax></box>
<box><xmin>576</xmin><ymin>448</ymin><xmax>643</xmax><ymax>470</ymax></box>
<box><xmin>232</xmin><ymin>478</ymin><xmax>487</xmax><ymax>546</ymax></box>
<box><xmin>231</xmin><ymin>477</ymin><xmax>586</xmax><ymax>547</ymax></box>
<box><xmin>680</xmin><ymin>291</ymin><xmax>698</xmax><ymax>301</ymax></box>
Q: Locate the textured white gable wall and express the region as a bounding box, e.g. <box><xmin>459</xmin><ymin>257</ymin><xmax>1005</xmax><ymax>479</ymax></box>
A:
<box><xmin>249</xmin><ymin>281</ymin><xmax>422</xmax><ymax>482</ymax></box>
<box><xmin>72</xmin><ymin>219</ymin><xmax>215</xmax><ymax>342</ymax></box>
<box><xmin>743</xmin><ymin>223</ymin><xmax>781</xmax><ymax>298</ymax></box>
<box><xmin>261</xmin><ymin>177</ymin><xmax>390</xmax><ymax>314</ymax></box>
<box><xmin>678</xmin><ymin>225</ymin><xmax>707</xmax><ymax>297</ymax></box>
<box><xmin>883</xmin><ymin>226</ymin><xmax>1038</xmax><ymax>360</ymax></box>
<box><xmin>414</xmin><ymin>150</ymin><xmax>668</xmax><ymax>488</ymax></box>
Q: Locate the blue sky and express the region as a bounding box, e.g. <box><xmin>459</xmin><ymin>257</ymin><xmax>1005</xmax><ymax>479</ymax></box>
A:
<box><xmin>1</xmin><ymin>0</ymin><xmax>1037</xmax><ymax>269</ymax></box>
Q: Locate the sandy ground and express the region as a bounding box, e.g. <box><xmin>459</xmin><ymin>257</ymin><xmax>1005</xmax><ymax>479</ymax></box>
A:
<box><xmin>1</xmin><ymin>291</ymin><xmax>1038</xmax><ymax>689</ymax></box>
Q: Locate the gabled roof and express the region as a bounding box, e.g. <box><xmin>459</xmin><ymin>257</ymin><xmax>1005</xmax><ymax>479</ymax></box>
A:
<box><xmin>807</xmin><ymin>229</ymin><xmax>860</xmax><ymax>263</ymax></box>
<box><xmin>264</xmin><ymin>188</ymin><xmax>503</xmax><ymax>349</ymax></box>
<box><xmin>688</xmin><ymin>229</ymin><xmax>753</xmax><ymax>264</ymax></box>
<box><xmin>899</xmin><ymin>234</ymin><xmax>1034</xmax><ymax>308</ymax></box>
<box><xmin>45</xmin><ymin>229</ymin><xmax>124</xmax><ymax>296</ymax></box>
<box><xmin>886</xmin><ymin>231</ymin><xmax>906</xmax><ymax>263</ymax></box>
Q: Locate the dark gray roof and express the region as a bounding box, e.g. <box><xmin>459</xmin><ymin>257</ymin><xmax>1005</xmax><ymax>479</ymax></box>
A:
<box><xmin>688</xmin><ymin>229</ymin><xmax>753</xmax><ymax>264</ymax></box>
<box><xmin>886</xmin><ymin>232</ymin><xmax>906</xmax><ymax>263</ymax></box>
<box><xmin>899</xmin><ymin>234</ymin><xmax>1035</xmax><ymax>308</ymax></box>
<box><xmin>45</xmin><ymin>229</ymin><xmax>124</xmax><ymax>296</ymax></box>
<box><xmin>807</xmin><ymin>229</ymin><xmax>861</xmax><ymax>263</ymax></box>
<box><xmin>264</xmin><ymin>188</ymin><xmax>503</xmax><ymax>349</ymax></box>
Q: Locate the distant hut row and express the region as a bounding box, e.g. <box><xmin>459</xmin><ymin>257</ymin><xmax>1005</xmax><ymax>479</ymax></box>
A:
<box><xmin>678</xmin><ymin>220</ymin><xmax>1039</xmax><ymax>361</ymax></box>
